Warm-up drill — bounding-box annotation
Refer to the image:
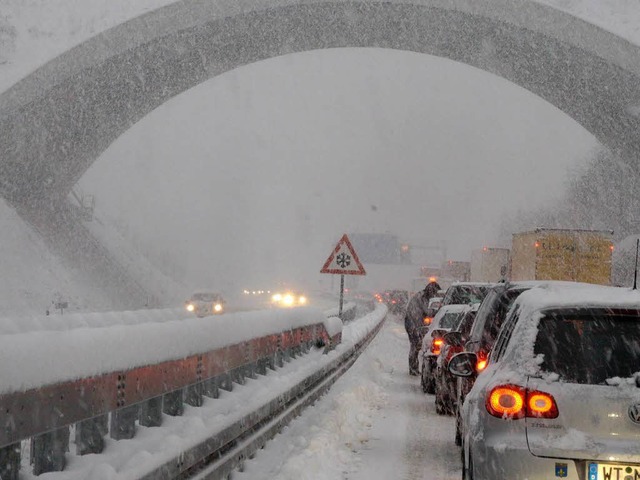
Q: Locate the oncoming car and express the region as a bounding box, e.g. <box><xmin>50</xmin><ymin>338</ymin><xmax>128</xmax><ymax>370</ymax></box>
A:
<box><xmin>271</xmin><ymin>291</ymin><xmax>307</xmax><ymax>308</ymax></box>
<box><xmin>450</xmin><ymin>285</ymin><xmax>640</xmax><ymax>480</ymax></box>
<box><xmin>185</xmin><ymin>292</ymin><xmax>226</xmax><ymax>317</ymax></box>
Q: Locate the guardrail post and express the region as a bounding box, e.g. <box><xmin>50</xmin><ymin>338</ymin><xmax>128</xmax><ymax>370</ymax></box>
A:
<box><xmin>0</xmin><ymin>442</ymin><xmax>20</xmax><ymax>480</ymax></box>
<box><xmin>219</xmin><ymin>374</ymin><xmax>233</xmax><ymax>392</ymax></box>
<box><xmin>31</xmin><ymin>426</ymin><xmax>69</xmax><ymax>475</ymax></box>
<box><xmin>185</xmin><ymin>383</ymin><xmax>203</xmax><ymax>407</ymax></box>
<box><xmin>244</xmin><ymin>363</ymin><xmax>256</xmax><ymax>380</ymax></box>
<box><xmin>256</xmin><ymin>358</ymin><xmax>267</xmax><ymax>375</ymax></box>
<box><xmin>203</xmin><ymin>377</ymin><xmax>219</xmax><ymax>398</ymax></box>
<box><xmin>275</xmin><ymin>350</ymin><xmax>283</xmax><ymax>368</ymax></box>
<box><xmin>232</xmin><ymin>367</ymin><xmax>245</xmax><ymax>386</ymax></box>
<box><xmin>110</xmin><ymin>405</ymin><xmax>138</xmax><ymax>440</ymax></box>
<box><xmin>163</xmin><ymin>390</ymin><xmax>184</xmax><ymax>416</ymax></box>
<box><xmin>139</xmin><ymin>396</ymin><xmax>163</xmax><ymax>427</ymax></box>
<box><xmin>75</xmin><ymin>415</ymin><xmax>106</xmax><ymax>455</ymax></box>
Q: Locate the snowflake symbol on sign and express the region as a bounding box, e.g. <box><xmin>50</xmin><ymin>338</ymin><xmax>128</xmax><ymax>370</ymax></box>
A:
<box><xmin>336</xmin><ymin>252</ymin><xmax>351</xmax><ymax>268</ymax></box>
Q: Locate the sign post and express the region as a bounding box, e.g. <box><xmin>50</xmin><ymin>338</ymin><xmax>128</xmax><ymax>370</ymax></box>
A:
<box><xmin>320</xmin><ymin>234</ymin><xmax>366</xmax><ymax>317</ymax></box>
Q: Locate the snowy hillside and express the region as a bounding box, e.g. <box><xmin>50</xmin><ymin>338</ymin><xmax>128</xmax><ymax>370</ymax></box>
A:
<box><xmin>0</xmin><ymin>198</ymin><xmax>115</xmax><ymax>315</ymax></box>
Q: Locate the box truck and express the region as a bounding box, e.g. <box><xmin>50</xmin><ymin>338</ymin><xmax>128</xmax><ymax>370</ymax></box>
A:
<box><xmin>470</xmin><ymin>247</ymin><xmax>510</xmax><ymax>282</ymax></box>
<box><xmin>510</xmin><ymin>228</ymin><xmax>613</xmax><ymax>285</ymax></box>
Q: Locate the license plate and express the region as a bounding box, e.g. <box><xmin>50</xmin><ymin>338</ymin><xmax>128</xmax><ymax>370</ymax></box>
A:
<box><xmin>588</xmin><ymin>462</ymin><xmax>640</xmax><ymax>480</ymax></box>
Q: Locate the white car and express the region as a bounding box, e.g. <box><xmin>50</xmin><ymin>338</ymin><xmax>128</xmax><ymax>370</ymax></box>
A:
<box><xmin>450</xmin><ymin>284</ymin><xmax>640</xmax><ymax>480</ymax></box>
<box><xmin>185</xmin><ymin>292</ymin><xmax>226</xmax><ymax>317</ymax></box>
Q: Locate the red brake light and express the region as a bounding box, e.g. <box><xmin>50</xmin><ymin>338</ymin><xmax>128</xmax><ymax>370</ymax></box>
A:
<box><xmin>476</xmin><ymin>350</ymin><xmax>488</xmax><ymax>371</ymax></box>
<box><xmin>486</xmin><ymin>385</ymin><xmax>558</xmax><ymax>419</ymax></box>
<box><xmin>487</xmin><ymin>385</ymin><xmax>525</xmax><ymax>419</ymax></box>
<box><xmin>527</xmin><ymin>391</ymin><xmax>559</xmax><ymax>418</ymax></box>
<box><xmin>431</xmin><ymin>338</ymin><xmax>444</xmax><ymax>355</ymax></box>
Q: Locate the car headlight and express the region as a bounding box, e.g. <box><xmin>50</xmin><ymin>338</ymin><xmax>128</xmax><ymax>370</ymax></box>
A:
<box><xmin>272</xmin><ymin>293</ymin><xmax>282</xmax><ymax>302</ymax></box>
<box><xmin>186</xmin><ymin>303</ymin><xmax>195</xmax><ymax>312</ymax></box>
<box><xmin>214</xmin><ymin>303</ymin><xmax>223</xmax><ymax>312</ymax></box>
<box><xmin>283</xmin><ymin>294</ymin><xmax>294</xmax><ymax>306</ymax></box>
<box><xmin>299</xmin><ymin>296</ymin><xmax>307</xmax><ymax>305</ymax></box>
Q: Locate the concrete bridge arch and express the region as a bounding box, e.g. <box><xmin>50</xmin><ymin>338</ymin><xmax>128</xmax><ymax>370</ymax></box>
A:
<box><xmin>1</xmin><ymin>0</ymin><xmax>640</xmax><ymax>212</ymax></box>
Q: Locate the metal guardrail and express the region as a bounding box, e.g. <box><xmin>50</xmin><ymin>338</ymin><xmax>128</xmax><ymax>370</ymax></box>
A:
<box><xmin>0</xmin><ymin>304</ymin><xmax>357</xmax><ymax>479</ymax></box>
<box><xmin>181</xmin><ymin>309</ymin><xmax>386</xmax><ymax>480</ymax></box>
<box><xmin>0</xmin><ymin>303</ymin><xmax>358</xmax><ymax>478</ymax></box>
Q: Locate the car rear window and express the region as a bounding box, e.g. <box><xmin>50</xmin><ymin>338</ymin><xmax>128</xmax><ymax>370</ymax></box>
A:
<box><xmin>469</xmin><ymin>288</ymin><xmax>525</xmax><ymax>348</ymax></box>
<box><xmin>443</xmin><ymin>285</ymin><xmax>491</xmax><ymax>306</ymax></box>
<box><xmin>439</xmin><ymin>312</ymin><xmax>463</xmax><ymax>329</ymax></box>
<box><xmin>534</xmin><ymin>308</ymin><xmax>640</xmax><ymax>385</ymax></box>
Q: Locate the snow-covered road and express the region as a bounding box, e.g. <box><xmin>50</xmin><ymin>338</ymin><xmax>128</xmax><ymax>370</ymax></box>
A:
<box><xmin>236</xmin><ymin>314</ymin><xmax>461</xmax><ymax>480</ymax></box>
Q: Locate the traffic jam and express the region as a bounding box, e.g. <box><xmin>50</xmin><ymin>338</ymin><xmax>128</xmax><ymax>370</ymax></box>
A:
<box><xmin>376</xmin><ymin>228</ymin><xmax>640</xmax><ymax>480</ymax></box>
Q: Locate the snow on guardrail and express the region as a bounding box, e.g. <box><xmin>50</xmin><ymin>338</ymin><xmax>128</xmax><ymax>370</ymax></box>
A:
<box><xmin>0</xmin><ymin>306</ymin><xmax>342</xmax><ymax>395</ymax></box>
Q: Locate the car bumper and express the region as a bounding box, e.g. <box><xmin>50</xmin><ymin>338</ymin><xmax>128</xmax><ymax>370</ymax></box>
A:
<box><xmin>471</xmin><ymin>431</ymin><xmax>584</xmax><ymax>479</ymax></box>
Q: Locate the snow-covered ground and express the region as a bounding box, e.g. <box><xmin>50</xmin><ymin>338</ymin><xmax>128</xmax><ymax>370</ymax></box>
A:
<box><xmin>0</xmin><ymin>198</ymin><xmax>117</xmax><ymax>316</ymax></box>
<box><xmin>236</xmin><ymin>314</ymin><xmax>461</xmax><ymax>480</ymax></box>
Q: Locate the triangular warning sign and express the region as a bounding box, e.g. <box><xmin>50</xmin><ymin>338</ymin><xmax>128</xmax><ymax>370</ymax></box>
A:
<box><xmin>320</xmin><ymin>234</ymin><xmax>366</xmax><ymax>275</ymax></box>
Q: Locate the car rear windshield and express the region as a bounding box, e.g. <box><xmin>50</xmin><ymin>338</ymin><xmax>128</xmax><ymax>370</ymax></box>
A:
<box><xmin>443</xmin><ymin>285</ymin><xmax>491</xmax><ymax>306</ymax></box>
<box><xmin>439</xmin><ymin>312</ymin><xmax>463</xmax><ymax>329</ymax></box>
<box><xmin>534</xmin><ymin>308</ymin><xmax>640</xmax><ymax>385</ymax></box>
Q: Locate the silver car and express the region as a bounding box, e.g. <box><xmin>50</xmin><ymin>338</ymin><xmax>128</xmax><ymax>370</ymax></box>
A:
<box><xmin>450</xmin><ymin>285</ymin><xmax>640</xmax><ymax>480</ymax></box>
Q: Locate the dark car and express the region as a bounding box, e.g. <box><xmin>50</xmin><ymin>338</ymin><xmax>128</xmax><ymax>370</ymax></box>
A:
<box><xmin>433</xmin><ymin>303</ymin><xmax>479</xmax><ymax>415</ymax></box>
<box><xmin>379</xmin><ymin>289</ymin><xmax>409</xmax><ymax>314</ymax></box>
<box><xmin>452</xmin><ymin>282</ymin><xmax>531</xmax><ymax>444</ymax></box>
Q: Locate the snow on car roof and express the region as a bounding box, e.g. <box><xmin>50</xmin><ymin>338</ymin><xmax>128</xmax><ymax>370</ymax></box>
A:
<box><xmin>435</xmin><ymin>304</ymin><xmax>470</xmax><ymax>314</ymax></box>
<box><xmin>514</xmin><ymin>283</ymin><xmax>640</xmax><ymax>312</ymax></box>
<box><xmin>503</xmin><ymin>283</ymin><xmax>640</xmax><ymax>378</ymax></box>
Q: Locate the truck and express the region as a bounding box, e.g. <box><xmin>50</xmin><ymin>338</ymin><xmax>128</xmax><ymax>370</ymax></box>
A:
<box><xmin>510</xmin><ymin>228</ymin><xmax>613</xmax><ymax>285</ymax></box>
<box><xmin>440</xmin><ymin>260</ymin><xmax>471</xmax><ymax>284</ymax></box>
<box><xmin>470</xmin><ymin>247</ymin><xmax>510</xmax><ymax>282</ymax></box>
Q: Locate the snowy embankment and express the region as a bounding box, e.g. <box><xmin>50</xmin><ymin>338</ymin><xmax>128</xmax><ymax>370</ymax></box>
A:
<box><xmin>0</xmin><ymin>306</ymin><xmax>344</xmax><ymax>395</ymax></box>
<box><xmin>16</xmin><ymin>304</ymin><xmax>387</xmax><ymax>480</ymax></box>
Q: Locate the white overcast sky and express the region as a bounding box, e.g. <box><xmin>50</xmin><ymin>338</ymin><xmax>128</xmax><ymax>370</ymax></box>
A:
<box><xmin>78</xmin><ymin>47</ymin><xmax>598</xmax><ymax>291</ymax></box>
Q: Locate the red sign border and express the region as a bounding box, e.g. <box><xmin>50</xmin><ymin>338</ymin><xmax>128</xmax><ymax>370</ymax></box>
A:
<box><xmin>320</xmin><ymin>234</ymin><xmax>366</xmax><ymax>275</ymax></box>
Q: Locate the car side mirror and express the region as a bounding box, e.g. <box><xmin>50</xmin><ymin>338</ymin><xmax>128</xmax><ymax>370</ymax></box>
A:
<box><xmin>448</xmin><ymin>352</ymin><xmax>478</xmax><ymax>377</ymax></box>
<box><xmin>443</xmin><ymin>331</ymin><xmax>463</xmax><ymax>347</ymax></box>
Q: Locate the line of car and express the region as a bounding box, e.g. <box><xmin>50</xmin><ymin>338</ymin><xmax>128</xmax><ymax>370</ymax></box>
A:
<box><xmin>416</xmin><ymin>280</ymin><xmax>640</xmax><ymax>479</ymax></box>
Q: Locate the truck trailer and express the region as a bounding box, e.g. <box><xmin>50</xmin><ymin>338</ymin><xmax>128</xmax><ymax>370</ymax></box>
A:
<box><xmin>470</xmin><ymin>247</ymin><xmax>510</xmax><ymax>282</ymax></box>
<box><xmin>510</xmin><ymin>228</ymin><xmax>613</xmax><ymax>285</ymax></box>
